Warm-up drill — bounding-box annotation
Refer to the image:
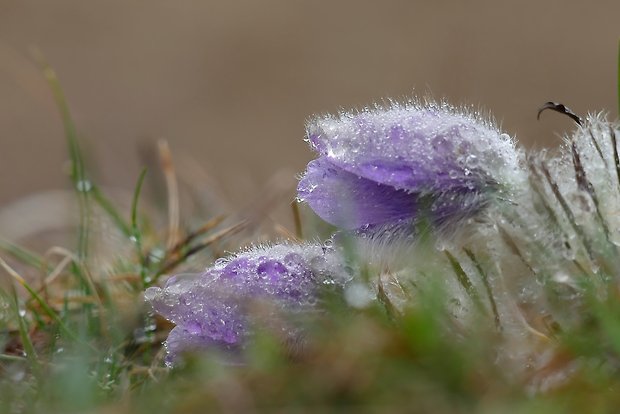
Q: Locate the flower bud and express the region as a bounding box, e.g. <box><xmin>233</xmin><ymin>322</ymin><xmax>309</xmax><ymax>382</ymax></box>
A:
<box><xmin>297</xmin><ymin>101</ymin><xmax>524</xmax><ymax>234</ymax></box>
<box><xmin>145</xmin><ymin>243</ymin><xmax>351</xmax><ymax>364</ymax></box>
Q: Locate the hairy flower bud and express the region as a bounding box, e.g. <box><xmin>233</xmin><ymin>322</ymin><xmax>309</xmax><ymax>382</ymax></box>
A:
<box><xmin>145</xmin><ymin>243</ymin><xmax>351</xmax><ymax>364</ymax></box>
<box><xmin>297</xmin><ymin>101</ymin><xmax>524</xmax><ymax>234</ymax></box>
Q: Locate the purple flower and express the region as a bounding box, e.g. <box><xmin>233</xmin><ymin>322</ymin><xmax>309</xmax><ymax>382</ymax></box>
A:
<box><xmin>145</xmin><ymin>243</ymin><xmax>351</xmax><ymax>364</ymax></box>
<box><xmin>297</xmin><ymin>102</ymin><xmax>524</xmax><ymax>233</ymax></box>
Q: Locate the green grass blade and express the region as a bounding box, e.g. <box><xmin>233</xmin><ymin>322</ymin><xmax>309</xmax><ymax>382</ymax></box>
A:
<box><xmin>131</xmin><ymin>168</ymin><xmax>148</xmax><ymax>234</ymax></box>
<box><xmin>0</xmin><ymin>238</ymin><xmax>49</xmax><ymax>272</ymax></box>
<box><xmin>7</xmin><ymin>285</ymin><xmax>40</xmax><ymax>375</ymax></box>
<box><xmin>0</xmin><ymin>353</ymin><xmax>27</xmax><ymax>362</ymax></box>
<box><xmin>131</xmin><ymin>169</ymin><xmax>148</xmax><ymax>286</ymax></box>
<box><xmin>37</xmin><ymin>55</ymin><xmax>91</xmax><ymax>260</ymax></box>
<box><xmin>19</xmin><ymin>279</ymin><xmax>81</xmax><ymax>343</ymax></box>
<box><xmin>91</xmin><ymin>186</ymin><xmax>132</xmax><ymax>237</ymax></box>
<box><xmin>37</xmin><ymin>61</ymin><xmax>83</xmax><ymax>185</ymax></box>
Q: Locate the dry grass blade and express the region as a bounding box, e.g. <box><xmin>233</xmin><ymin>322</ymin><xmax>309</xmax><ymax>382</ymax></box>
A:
<box><xmin>158</xmin><ymin>139</ymin><xmax>180</xmax><ymax>250</ymax></box>
<box><xmin>291</xmin><ymin>200</ymin><xmax>304</xmax><ymax>240</ymax></box>
<box><xmin>39</xmin><ymin>255</ymin><xmax>73</xmax><ymax>292</ymax></box>
<box><xmin>107</xmin><ymin>273</ymin><xmax>141</xmax><ymax>283</ymax></box>
<box><xmin>38</xmin><ymin>246</ymin><xmax>79</xmax><ymax>291</ymax></box>
<box><xmin>0</xmin><ymin>255</ymin><xmax>27</xmax><ymax>286</ymax></box>
<box><xmin>273</xmin><ymin>223</ymin><xmax>300</xmax><ymax>242</ymax></box>
<box><xmin>157</xmin><ymin>220</ymin><xmax>248</xmax><ymax>276</ymax></box>
<box><xmin>167</xmin><ymin>215</ymin><xmax>226</xmax><ymax>257</ymax></box>
<box><xmin>48</xmin><ymin>295</ymin><xmax>100</xmax><ymax>305</ymax></box>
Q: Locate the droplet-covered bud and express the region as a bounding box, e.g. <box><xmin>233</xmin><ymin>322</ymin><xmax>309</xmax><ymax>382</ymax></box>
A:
<box><xmin>297</xmin><ymin>101</ymin><xmax>524</xmax><ymax>234</ymax></box>
<box><xmin>145</xmin><ymin>243</ymin><xmax>352</xmax><ymax>364</ymax></box>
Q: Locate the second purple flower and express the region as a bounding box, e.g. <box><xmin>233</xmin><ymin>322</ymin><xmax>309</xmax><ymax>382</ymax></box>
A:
<box><xmin>145</xmin><ymin>243</ymin><xmax>352</xmax><ymax>364</ymax></box>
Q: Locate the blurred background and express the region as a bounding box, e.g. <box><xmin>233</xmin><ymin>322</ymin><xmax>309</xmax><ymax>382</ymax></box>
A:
<box><xmin>0</xmin><ymin>0</ymin><xmax>618</xmax><ymax>237</ymax></box>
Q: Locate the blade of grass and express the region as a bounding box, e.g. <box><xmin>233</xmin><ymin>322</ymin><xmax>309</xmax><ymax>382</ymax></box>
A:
<box><xmin>44</xmin><ymin>247</ymin><xmax>102</xmax><ymax>307</ymax></box>
<box><xmin>37</xmin><ymin>59</ymin><xmax>106</xmax><ymax>338</ymax></box>
<box><xmin>39</xmin><ymin>250</ymin><xmax>75</xmax><ymax>292</ymax></box>
<box><xmin>131</xmin><ymin>168</ymin><xmax>148</xmax><ymax>286</ymax></box>
<box><xmin>8</xmin><ymin>284</ymin><xmax>40</xmax><ymax>376</ymax></box>
<box><xmin>291</xmin><ymin>200</ymin><xmax>304</xmax><ymax>240</ymax></box>
<box><xmin>22</xmin><ymin>282</ymin><xmax>82</xmax><ymax>343</ymax></box>
<box><xmin>273</xmin><ymin>223</ymin><xmax>300</xmax><ymax>241</ymax></box>
<box><xmin>0</xmin><ymin>238</ymin><xmax>50</xmax><ymax>272</ymax></box>
<box><xmin>167</xmin><ymin>215</ymin><xmax>226</xmax><ymax>257</ymax></box>
<box><xmin>35</xmin><ymin>54</ymin><xmax>133</xmax><ymax>259</ymax></box>
<box><xmin>0</xmin><ymin>256</ymin><xmax>81</xmax><ymax>343</ymax></box>
<box><xmin>34</xmin><ymin>53</ymin><xmax>91</xmax><ymax>260</ymax></box>
<box><xmin>156</xmin><ymin>220</ymin><xmax>247</xmax><ymax>278</ymax></box>
<box><xmin>0</xmin><ymin>263</ymin><xmax>40</xmax><ymax>375</ymax></box>
<box><xmin>132</xmin><ymin>169</ymin><xmax>148</xmax><ymax>237</ymax></box>
<box><xmin>158</xmin><ymin>140</ymin><xmax>180</xmax><ymax>250</ymax></box>
<box><xmin>91</xmin><ymin>186</ymin><xmax>132</xmax><ymax>237</ymax></box>
<box><xmin>0</xmin><ymin>353</ymin><xmax>27</xmax><ymax>362</ymax></box>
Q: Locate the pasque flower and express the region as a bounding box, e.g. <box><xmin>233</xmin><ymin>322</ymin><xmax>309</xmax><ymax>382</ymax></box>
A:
<box><xmin>145</xmin><ymin>243</ymin><xmax>351</xmax><ymax>364</ymax></box>
<box><xmin>297</xmin><ymin>102</ymin><xmax>525</xmax><ymax>233</ymax></box>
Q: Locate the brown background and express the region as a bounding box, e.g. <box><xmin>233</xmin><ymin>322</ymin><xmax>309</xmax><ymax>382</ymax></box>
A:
<box><xmin>0</xmin><ymin>1</ymin><xmax>618</xmax><ymax>217</ymax></box>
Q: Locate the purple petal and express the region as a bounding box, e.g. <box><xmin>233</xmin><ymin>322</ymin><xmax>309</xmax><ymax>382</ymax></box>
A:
<box><xmin>298</xmin><ymin>157</ymin><xmax>419</xmax><ymax>229</ymax></box>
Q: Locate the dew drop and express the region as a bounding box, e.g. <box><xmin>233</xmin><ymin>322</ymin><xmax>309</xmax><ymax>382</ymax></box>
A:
<box><xmin>76</xmin><ymin>180</ymin><xmax>92</xmax><ymax>192</ymax></box>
